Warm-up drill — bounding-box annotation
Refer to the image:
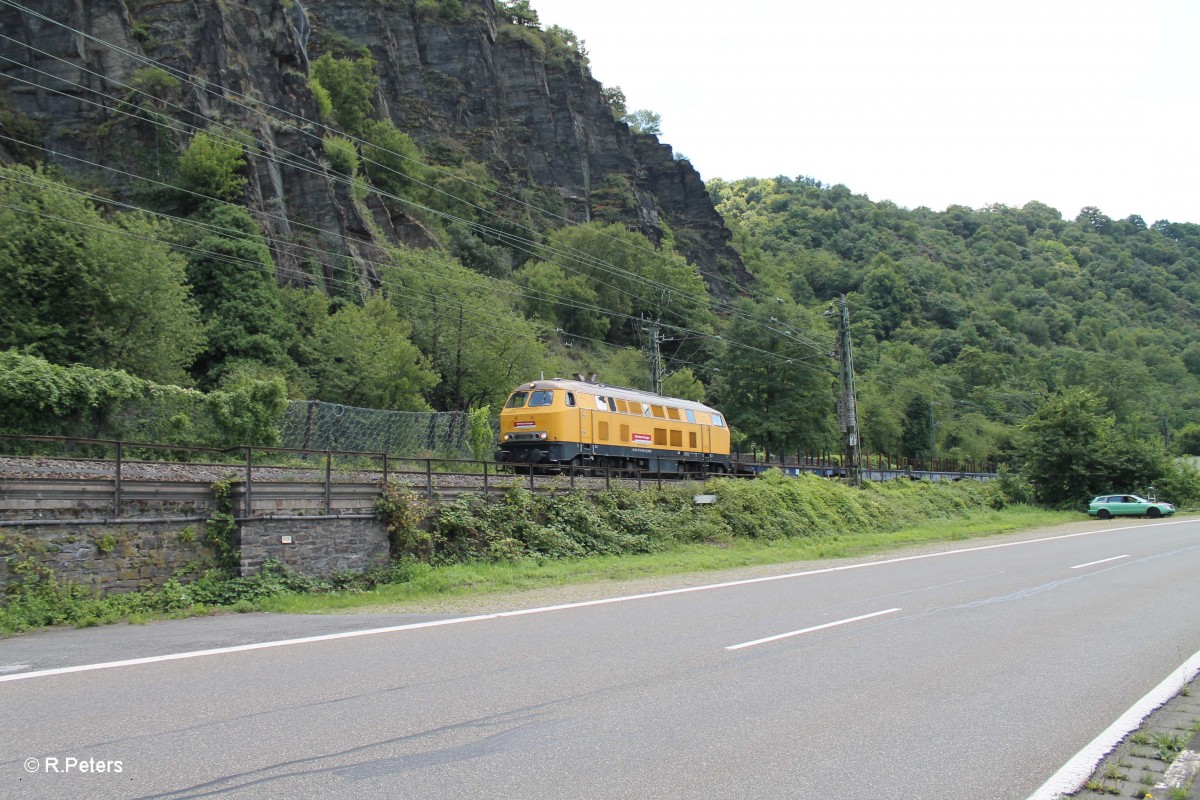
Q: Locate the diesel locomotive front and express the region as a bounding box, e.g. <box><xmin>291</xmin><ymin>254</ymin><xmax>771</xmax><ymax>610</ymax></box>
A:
<box><xmin>496</xmin><ymin>378</ymin><xmax>731</xmax><ymax>476</ymax></box>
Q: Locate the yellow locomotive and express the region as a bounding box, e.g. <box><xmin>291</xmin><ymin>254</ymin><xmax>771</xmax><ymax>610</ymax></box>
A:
<box><xmin>496</xmin><ymin>377</ymin><xmax>731</xmax><ymax>475</ymax></box>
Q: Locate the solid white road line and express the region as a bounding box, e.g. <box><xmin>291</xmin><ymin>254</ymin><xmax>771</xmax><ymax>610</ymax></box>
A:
<box><xmin>725</xmin><ymin>608</ymin><xmax>901</xmax><ymax>651</ymax></box>
<box><xmin>1</xmin><ymin>518</ymin><xmax>1192</xmax><ymax>684</ymax></box>
<box><xmin>1070</xmin><ymin>555</ymin><xmax>1130</xmax><ymax>569</ymax></box>
<box><xmin>1026</xmin><ymin>647</ymin><xmax>1200</xmax><ymax>800</ymax></box>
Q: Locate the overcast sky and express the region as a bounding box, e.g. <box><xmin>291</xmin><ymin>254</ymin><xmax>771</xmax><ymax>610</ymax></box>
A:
<box><xmin>530</xmin><ymin>0</ymin><xmax>1199</xmax><ymax>224</ymax></box>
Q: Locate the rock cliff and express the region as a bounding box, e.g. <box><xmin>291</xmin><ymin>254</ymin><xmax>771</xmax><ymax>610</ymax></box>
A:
<box><xmin>0</xmin><ymin>0</ymin><xmax>747</xmax><ymax>294</ymax></box>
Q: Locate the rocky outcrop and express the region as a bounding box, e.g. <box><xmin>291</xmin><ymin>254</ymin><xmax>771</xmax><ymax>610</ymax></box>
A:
<box><xmin>0</xmin><ymin>0</ymin><xmax>747</xmax><ymax>294</ymax></box>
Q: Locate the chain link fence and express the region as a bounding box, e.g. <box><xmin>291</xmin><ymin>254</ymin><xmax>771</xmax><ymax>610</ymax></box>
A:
<box><xmin>280</xmin><ymin>401</ymin><xmax>472</xmax><ymax>457</ymax></box>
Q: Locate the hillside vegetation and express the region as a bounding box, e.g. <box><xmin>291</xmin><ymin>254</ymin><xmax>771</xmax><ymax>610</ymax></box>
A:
<box><xmin>712</xmin><ymin>178</ymin><xmax>1200</xmax><ymax>462</ymax></box>
<box><xmin>3</xmin><ymin>0</ymin><xmax>1200</xmax><ymax>509</ymax></box>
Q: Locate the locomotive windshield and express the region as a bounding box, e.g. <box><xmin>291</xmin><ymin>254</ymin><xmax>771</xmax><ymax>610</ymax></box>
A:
<box><xmin>506</xmin><ymin>390</ymin><xmax>554</xmax><ymax>408</ymax></box>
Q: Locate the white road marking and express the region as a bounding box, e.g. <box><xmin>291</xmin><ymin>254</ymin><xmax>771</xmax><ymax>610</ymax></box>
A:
<box><xmin>0</xmin><ymin>518</ymin><xmax>1192</xmax><ymax>684</ymax></box>
<box><xmin>1026</xmin><ymin>647</ymin><xmax>1200</xmax><ymax>800</ymax></box>
<box><xmin>725</xmin><ymin>608</ymin><xmax>901</xmax><ymax>651</ymax></box>
<box><xmin>1070</xmin><ymin>555</ymin><xmax>1129</xmax><ymax>570</ymax></box>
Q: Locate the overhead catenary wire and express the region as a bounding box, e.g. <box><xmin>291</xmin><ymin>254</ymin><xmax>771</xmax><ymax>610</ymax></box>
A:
<box><xmin>0</xmin><ymin>11</ymin><xmax>837</xmax><ymax>373</ymax></box>
<box><xmin>0</xmin><ymin>52</ymin><xmax>686</xmax><ymax>332</ymax></box>
<box><xmin>0</xmin><ymin>0</ymin><xmax>837</xmax><ymax>357</ymax></box>
<box><xmin>0</xmin><ymin>0</ymin><xmax>763</xmax><ymax>304</ymax></box>
<box><xmin>0</xmin><ymin>11</ymin><xmax>743</xmax><ymax>330</ymax></box>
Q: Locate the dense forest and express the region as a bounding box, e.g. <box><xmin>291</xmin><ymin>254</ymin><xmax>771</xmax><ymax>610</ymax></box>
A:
<box><xmin>710</xmin><ymin>178</ymin><xmax>1200</xmax><ymax>465</ymax></box>
<box><xmin>3</xmin><ymin>0</ymin><xmax>1200</xmax><ymax>506</ymax></box>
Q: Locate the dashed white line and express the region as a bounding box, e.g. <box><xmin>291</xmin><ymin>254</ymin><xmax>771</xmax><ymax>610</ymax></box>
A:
<box><xmin>1070</xmin><ymin>555</ymin><xmax>1129</xmax><ymax>570</ymax></box>
<box><xmin>725</xmin><ymin>608</ymin><xmax>902</xmax><ymax>651</ymax></box>
<box><xmin>0</xmin><ymin>518</ymin><xmax>1190</xmax><ymax>683</ymax></box>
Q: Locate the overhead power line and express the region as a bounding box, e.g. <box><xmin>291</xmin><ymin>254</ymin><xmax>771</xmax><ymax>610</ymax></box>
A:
<box><xmin>0</xmin><ymin>1</ymin><xmax>837</xmax><ymax>371</ymax></box>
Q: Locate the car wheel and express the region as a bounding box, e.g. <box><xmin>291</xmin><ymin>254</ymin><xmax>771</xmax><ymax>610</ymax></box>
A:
<box><xmin>1097</xmin><ymin>509</ymin><xmax>1111</xmax><ymax>520</ymax></box>
<box><xmin>1147</xmin><ymin>507</ymin><xmax>1161</xmax><ymax>519</ymax></box>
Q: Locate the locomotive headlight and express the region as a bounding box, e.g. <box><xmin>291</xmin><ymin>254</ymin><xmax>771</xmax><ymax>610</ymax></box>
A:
<box><xmin>536</xmin><ymin>432</ymin><xmax>548</xmax><ymax>440</ymax></box>
<box><xmin>502</xmin><ymin>433</ymin><xmax>512</xmax><ymax>441</ymax></box>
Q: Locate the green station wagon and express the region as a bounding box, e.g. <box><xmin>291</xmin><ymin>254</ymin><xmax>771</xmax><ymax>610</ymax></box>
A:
<box><xmin>1087</xmin><ymin>494</ymin><xmax>1175</xmax><ymax>520</ymax></box>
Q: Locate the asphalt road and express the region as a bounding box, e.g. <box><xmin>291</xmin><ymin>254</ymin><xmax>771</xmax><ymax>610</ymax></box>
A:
<box><xmin>3</xmin><ymin>518</ymin><xmax>1199</xmax><ymax>799</ymax></box>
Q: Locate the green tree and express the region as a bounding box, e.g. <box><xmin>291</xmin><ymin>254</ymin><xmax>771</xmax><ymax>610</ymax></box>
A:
<box><xmin>623</xmin><ymin>109</ymin><xmax>662</xmax><ymax>136</ymax></box>
<box><xmin>540</xmin><ymin>222</ymin><xmax>711</xmax><ymax>346</ymax></box>
<box><xmin>179</xmin><ymin>204</ymin><xmax>293</xmax><ymax>387</ymax></box>
<box><xmin>177</xmin><ymin>131</ymin><xmax>247</xmax><ymax>202</ymax></box>
<box><xmin>1017</xmin><ymin>390</ymin><xmax>1105</xmax><ymax>504</ymax></box>
<box><xmin>309</xmin><ymin>296</ymin><xmax>437</xmax><ymax>410</ymax></box>
<box><xmin>362</xmin><ymin>120</ymin><xmax>426</xmax><ymax>198</ymax></box>
<box><xmin>1173</xmin><ymin>422</ymin><xmax>1200</xmax><ymax>456</ymax></box>
<box><xmin>310</xmin><ymin>53</ymin><xmax>378</xmax><ymax>136</ymax></box>
<box><xmin>602</xmin><ymin>86</ymin><xmax>627</xmax><ymax>117</ymax></box>
<box><xmin>0</xmin><ymin>164</ymin><xmax>204</xmax><ymax>384</ymax></box>
<box><xmin>498</xmin><ymin>0</ymin><xmax>540</xmax><ymax>27</ymax></box>
<box><xmin>717</xmin><ymin>298</ymin><xmax>837</xmax><ymax>458</ymax></box>
<box><xmin>383</xmin><ymin>248</ymin><xmax>549</xmax><ymax>410</ymax></box>
<box><xmin>513</xmin><ymin>260</ymin><xmax>608</xmax><ymax>340</ymax></box>
<box><xmin>901</xmin><ymin>395</ymin><xmax>934</xmax><ymax>460</ymax></box>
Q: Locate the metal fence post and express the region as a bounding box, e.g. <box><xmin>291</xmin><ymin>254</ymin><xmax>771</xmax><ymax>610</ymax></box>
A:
<box><xmin>113</xmin><ymin>440</ymin><xmax>123</xmax><ymax>518</ymax></box>
<box><xmin>426</xmin><ymin>459</ymin><xmax>434</xmax><ymax>500</ymax></box>
<box><xmin>483</xmin><ymin>461</ymin><xmax>489</xmax><ymax>496</ymax></box>
<box><xmin>324</xmin><ymin>450</ymin><xmax>332</xmax><ymax>515</ymax></box>
<box><xmin>244</xmin><ymin>447</ymin><xmax>253</xmax><ymax>518</ymax></box>
<box><xmin>382</xmin><ymin>453</ymin><xmax>389</xmax><ymax>485</ymax></box>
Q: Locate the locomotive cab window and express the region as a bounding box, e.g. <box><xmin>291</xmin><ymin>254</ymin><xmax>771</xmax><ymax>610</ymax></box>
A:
<box><xmin>566</xmin><ymin>392</ymin><xmax>576</xmax><ymax>407</ymax></box>
<box><xmin>529</xmin><ymin>390</ymin><xmax>554</xmax><ymax>407</ymax></box>
<box><xmin>595</xmin><ymin>396</ymin><xmax>608</xmax><ymax>411</ymax></box>
<box><xmin>685</xmin><ymin>409</ymin><xmax>696</xmax><ymax>424</ymax></box>
<box><xmin>712</xmin><ymin>414</ymin><xmax>725</xmax><ymax>427</ymax></box>
<box><xmin>505</xmin><ymin>392</ymin><xmax>528</xmax><ymax>408</ymax></box>
<box><xmin>607</xmin><ymin>397</ymin><xmax>617</xmax><ymax>413</ymax></box>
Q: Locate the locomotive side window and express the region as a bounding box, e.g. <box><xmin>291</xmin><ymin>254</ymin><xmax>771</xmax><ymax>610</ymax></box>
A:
<box><xmin>607</xmin><ymin>397</ymin><xmax>617</xmax><ymax>413</ymax></box>
<box><xmin>685</xmin><ymin>409</ymin><xmax>696</xmax><ymax>424</ymax></box>
<box><xmin>595</xmin><ymin>395</ymin><xmax>608</xmax><ymax>411</ymax></box>
<box><xmin>566</xmin><ymin>392</ymin><xmax>576</xmax><ymax>407</ymax></box>
<box><xmin>505</xmin><ymin>392</ymin><xmax>528</xmax><ymax>408</ymax></box>
<box><xmin>529</xmin><ymin>390</ymin><xmax>554</xmax><ymax>407</ymax></box>
<box><xmin>712</xmin><ymin>414</ymin><xmax>725</xmax><ymax>427</ymax></box>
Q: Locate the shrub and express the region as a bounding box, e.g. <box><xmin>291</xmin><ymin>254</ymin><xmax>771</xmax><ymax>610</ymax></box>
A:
<box><xmin>178</xmin><ymin>130</ymin><xmax>247</xmax><ymax>202</ymax></box>
<box><xmin>0</xmin><ymin>350</ymin><xmax>286</xmax><ymax>447</ymax></box>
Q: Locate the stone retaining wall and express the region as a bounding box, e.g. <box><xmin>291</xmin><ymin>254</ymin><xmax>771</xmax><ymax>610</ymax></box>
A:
<box><xmin>237</xmin><ymin>518</ymin><xmax>390</xmax><ymax>578</ymax></box>
<box><xmin>0</xmin><ymin>521</ymin><xmax>217</xmax><ymax>595</ymax></box>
